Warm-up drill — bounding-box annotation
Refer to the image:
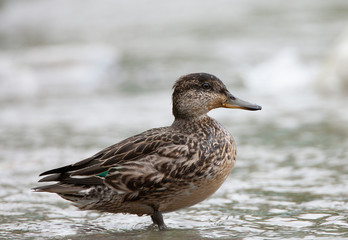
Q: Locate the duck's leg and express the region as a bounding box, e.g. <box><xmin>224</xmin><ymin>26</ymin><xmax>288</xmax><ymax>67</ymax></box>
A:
<box><xmin>151</xmin><ymin>210</ymin><xmax>166</xmax><ymax>230</ymax></box>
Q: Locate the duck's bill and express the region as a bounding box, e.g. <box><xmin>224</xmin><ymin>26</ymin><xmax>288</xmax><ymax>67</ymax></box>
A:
<box><xmin>222</xmin><ymin>95</ymin><xmax>262</xmax><ymax>111</ymax></box>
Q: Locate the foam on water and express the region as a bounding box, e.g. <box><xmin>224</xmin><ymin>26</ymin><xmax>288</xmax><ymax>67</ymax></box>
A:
<box><xmin>244</xmin><ymin>49</ymin><xmax>317</xmax><ymax>95</ymax></box>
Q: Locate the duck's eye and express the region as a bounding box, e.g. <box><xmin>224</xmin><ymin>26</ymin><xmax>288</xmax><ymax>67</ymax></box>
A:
<box><xmin>202</xmin><ymin>83</ymin><xmax>211</xmax><ymax>89</ymax></box>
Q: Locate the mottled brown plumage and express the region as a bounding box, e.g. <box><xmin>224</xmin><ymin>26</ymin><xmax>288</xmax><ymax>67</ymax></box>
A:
<box><xmin>34</xmin><ymin>73</ymin><xmax>261</xmax><ymax>230</ymax></box>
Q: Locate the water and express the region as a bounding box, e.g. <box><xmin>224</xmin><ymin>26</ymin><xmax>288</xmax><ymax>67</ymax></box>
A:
<box><xmin>1</xmin><ymin>0</ymin><xmax>348</xmax><ymax>239</ymax></box>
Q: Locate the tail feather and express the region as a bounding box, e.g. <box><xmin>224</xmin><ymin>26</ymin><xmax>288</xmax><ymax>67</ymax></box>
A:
<box><xmin>38</xmin><ymin>155</ymin><xmax>101</xmax><ymax>176</ymax></box>
<box><xmin>34</xmin><ymin>154</ymin><xmax>111</xmax><ymax>207</ymax></box>
<box><xmin>39</xmin><ymin>175</ymin><xmax>104</xmax><ymax>185</ymax></box>
<box><xmin>33</xmin><ymin>184</ymin><xmax>85</xmax><ymax>193</ymax></box>
<box><xmin>60</xmin><ymin>176</ymin><xmax>104</xmax><ymax>186</ymax></box>
<box><xmin>35</xmin><ymin>174</ymin><xmax>105</xmax><ymax>194</ymax></box>
<box><xmin>38</xmin><ymin>173</ymin><xmax>65</xmax><ymax>182</ymax></box>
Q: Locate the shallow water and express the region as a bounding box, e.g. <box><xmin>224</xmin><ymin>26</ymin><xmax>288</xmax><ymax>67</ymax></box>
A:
<box><xmin>1</xmin><ymin>0</ymin><xmax>348</xmax><ymax>239</ymax></box>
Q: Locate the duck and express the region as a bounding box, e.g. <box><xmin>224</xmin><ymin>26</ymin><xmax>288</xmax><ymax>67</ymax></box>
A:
<box><xmin>34</xmin><ymin>73</ymin><xmax>261</xmax><ymax>230</ymax></box>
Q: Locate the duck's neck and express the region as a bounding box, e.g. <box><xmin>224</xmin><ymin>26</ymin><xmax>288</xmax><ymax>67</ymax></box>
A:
<box><xmin>171</xmin><ymin>114</ymin><xmax>216</xmax><ymax>132</ymax></box>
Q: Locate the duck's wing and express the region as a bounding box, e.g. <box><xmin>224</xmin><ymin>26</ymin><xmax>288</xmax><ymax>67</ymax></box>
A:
<box><xmin>34</xmin><ymin>127</ymin><xmax>197</xmax><ymax>196</ymax></box>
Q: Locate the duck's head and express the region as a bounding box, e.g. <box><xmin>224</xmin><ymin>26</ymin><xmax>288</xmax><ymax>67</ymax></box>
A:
<box><xmin>172</xmin><ymin>73</ymin><xmax>261</xmax><ymax>119</ymax></box>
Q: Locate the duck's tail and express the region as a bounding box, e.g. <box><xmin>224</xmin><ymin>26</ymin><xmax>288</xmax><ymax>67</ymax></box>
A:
<box><xmin>33</xmin><ymin>170</ymin><xmax>110</xmax><ymax>209</ymax></box>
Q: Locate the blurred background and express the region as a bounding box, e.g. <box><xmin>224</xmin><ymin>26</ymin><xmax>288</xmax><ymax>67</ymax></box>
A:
<box><xmin>0</xmin><ymin>0</ymin><xmax>348</xmax><ymax>239</ymax></box>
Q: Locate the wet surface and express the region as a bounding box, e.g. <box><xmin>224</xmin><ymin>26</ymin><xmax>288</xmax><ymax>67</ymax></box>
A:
<box><xmin>1</xmin><ymin>0</ymin><xmax>348</xmax><ymax>239</ymax></box>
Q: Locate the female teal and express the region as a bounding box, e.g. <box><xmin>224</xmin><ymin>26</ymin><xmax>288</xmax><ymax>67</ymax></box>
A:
<box><xmin>34</xmin><ymin>73</ymin><xmax>261</xmax><ymax>230</ymax></box>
